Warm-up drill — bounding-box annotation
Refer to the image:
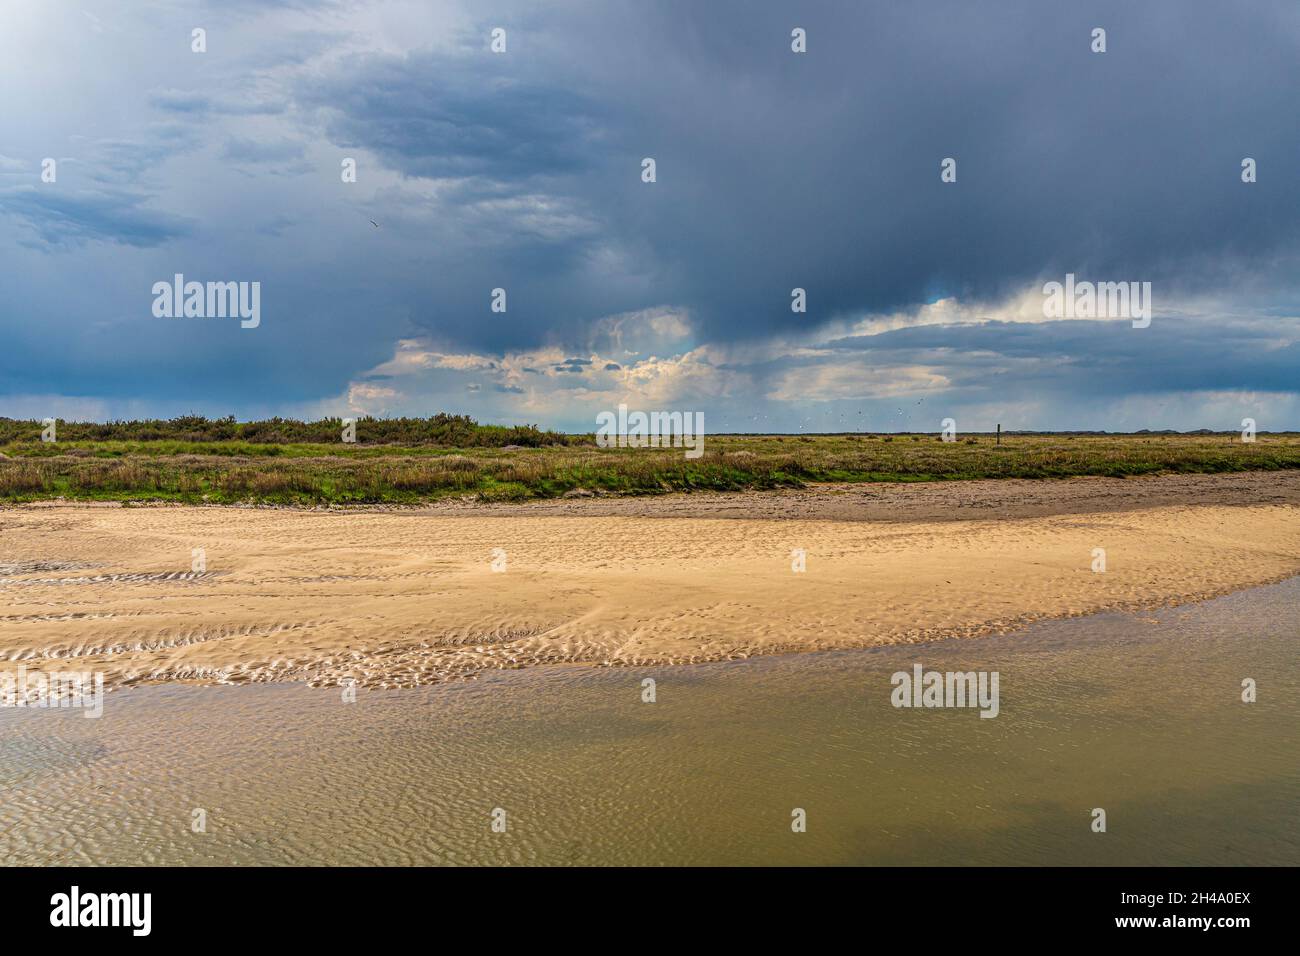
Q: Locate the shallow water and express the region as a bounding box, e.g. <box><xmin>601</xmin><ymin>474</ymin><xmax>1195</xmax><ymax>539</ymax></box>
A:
<box><xmin>2</xmin><ymin>579</ymin><xmax>1297</xmax><ymax>866</ymax></box>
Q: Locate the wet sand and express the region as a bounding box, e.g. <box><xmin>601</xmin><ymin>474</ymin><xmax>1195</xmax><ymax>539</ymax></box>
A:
<box><xmin>3</xmin><ymin>579</ymin><xmax>1298</xmax><ymax>865</ymax></box>
<box><xmin>1</xmin><ymin>472</ymin><xmax>1298</xmax><ymax>690</ymax></box>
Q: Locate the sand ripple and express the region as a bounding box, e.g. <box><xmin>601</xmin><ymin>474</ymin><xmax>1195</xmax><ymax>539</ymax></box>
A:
<box><xmin>1</xmin><ymin>476</ymin><xmax>1298</xmax><ymax>691</ymax></box>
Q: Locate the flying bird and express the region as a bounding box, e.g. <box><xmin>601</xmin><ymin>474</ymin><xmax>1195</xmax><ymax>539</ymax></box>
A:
<box><xmin>368</xmin><ymin>219</ymin><xmax>380</xmax><ymax>228</ymax></box>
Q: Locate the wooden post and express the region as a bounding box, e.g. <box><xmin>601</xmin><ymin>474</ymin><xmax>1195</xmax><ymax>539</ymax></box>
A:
<box><xmin>996</xmin><ymin>423</ymin><xmax>1001</xmax><ymax>445</ymax></box>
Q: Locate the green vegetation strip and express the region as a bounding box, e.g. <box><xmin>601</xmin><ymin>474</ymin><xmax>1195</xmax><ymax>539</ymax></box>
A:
<box><xmin>2</xmin><ymin>417</ymin><xmax>1297</xmax><ymax>505</ymax></box>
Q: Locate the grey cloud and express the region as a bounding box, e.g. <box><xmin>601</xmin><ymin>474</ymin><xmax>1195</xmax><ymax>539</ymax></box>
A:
<box><xmin>221</xmin><ymin>137</ymin><xmax>308</xmax><ymax>164</ymax></box>
<box><xmin>300</xmin><ymin>50</ymin><xmax>606</xmax><ymax>184</ymax></box>
<box><xmin>151</xmin><ymin>90</ymin><xmax>287</xmax><ymax>117</ymax></box>
<box><xmin>297</xmin><ymin>0</ymin><xmax>1300</xmax><ymax>354</ymax></box>
<box><xmin>0</xmin><ymin>186</ymin><xmax>193</xmax><ymax>248</ymax></box>
<box><xmin>2</xmin><ymin>0</ymin><xmax>1297</xmax><ymax>431</ymax></box>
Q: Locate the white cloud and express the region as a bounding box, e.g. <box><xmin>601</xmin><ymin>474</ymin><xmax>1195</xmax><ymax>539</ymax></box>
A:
<box><xmin>346</xmin><ymin>383</ymin><xmax>398</xmax><ymax>414</ymax></box>
<box><xmin>768</xmin><ymin>363</ymin><xmax>950</xmax><ymax>402</ymax></box>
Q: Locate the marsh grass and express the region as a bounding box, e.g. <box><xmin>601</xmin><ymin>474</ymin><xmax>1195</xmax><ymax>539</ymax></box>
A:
<box><xmin>2</xmin><ymin>430</ymin><xmax>1298</xmax><ymax>505</ymax></box>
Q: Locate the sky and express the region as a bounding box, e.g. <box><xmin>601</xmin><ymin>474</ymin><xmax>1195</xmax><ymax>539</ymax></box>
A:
<box><xmin>1</xmin><ymin>0</ymin><xmax>1298</xmax><ymax>433</ymax></box>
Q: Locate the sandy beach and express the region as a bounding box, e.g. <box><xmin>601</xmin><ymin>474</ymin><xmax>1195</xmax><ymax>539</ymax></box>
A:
<box><xmin>2</xmin><ymin>472</ymin><xmax>1299</xmax><ymax>690</ymax></box>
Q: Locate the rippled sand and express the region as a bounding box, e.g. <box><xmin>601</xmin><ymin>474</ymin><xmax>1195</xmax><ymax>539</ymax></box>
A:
<box><xmin>3</xmin><ymin>580</ymin><xmax>1297</xmax><ymax>865</ymax></box>
<box><xmin>1</xmin><ymin>474</ymin><xmax>1298</xmax><ymax>689</ymax></box>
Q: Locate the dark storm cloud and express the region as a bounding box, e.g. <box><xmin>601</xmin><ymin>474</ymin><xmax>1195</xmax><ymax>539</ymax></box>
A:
<box><xmin>817</xmin><ymin>316</ymin><xmax>1300</xmax><ymax>397</ymax></box>
<box><xmin>2</xmin><ymin>0</ymin><xmax>1297</xmax><ymax>428</ymax></box>
<box><xmin>301</xmin><ymin>52</ymin><xmax>606</xmax><ymax>182</ymax></box>
<box><xmin>301</xmin><ymin>0</ymin><xmax>1300</xmax><ymax>350</ymax></box>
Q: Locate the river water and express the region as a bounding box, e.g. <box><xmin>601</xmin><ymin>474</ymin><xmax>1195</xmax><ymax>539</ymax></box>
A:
<box><xmin>2</xmin><ymin>579</ymin><xmax>1297</xmax><ymax>865</ymax></box>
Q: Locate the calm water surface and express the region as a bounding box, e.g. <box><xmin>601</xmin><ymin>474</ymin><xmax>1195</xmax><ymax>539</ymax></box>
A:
<box><xmin>2</xmin><ymin>579</ymin><xmax>1297</xmax><ymax>865</ymax></box>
